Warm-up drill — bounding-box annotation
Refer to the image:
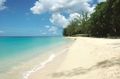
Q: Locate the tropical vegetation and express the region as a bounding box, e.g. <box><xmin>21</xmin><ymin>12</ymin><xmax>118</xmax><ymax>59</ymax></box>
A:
<box><xmin>63</xmin><ymin>0</ymin><xmax>120</xmax><ymax>37</ymax></box>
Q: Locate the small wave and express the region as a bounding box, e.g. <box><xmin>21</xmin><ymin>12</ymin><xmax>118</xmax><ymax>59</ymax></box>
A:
<box><xmin>23</xmin><ymin>54</ymin><xmax>56</xmax><ymax>79</ymax></box>
<box><xmin>23</xmin><ymin>47</ymin><xmax>69</xmax><ymax>79</ymax></box>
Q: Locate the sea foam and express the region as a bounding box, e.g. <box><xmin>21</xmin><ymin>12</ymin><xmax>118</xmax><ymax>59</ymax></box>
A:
<box><xmin>23</xmin><ymin>47</ymin><xmax>68</xmax><ymax>79</ymax></box>
<box><xmin>23</xmin><ymin>54</ymin><xmax>56</xmax><ymax>79</ymax></box>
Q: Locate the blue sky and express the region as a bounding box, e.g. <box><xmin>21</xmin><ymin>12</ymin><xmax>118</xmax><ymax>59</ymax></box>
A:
<box><xmin>0</xmin><ymin>0</ymin><xmax>106</xmax><ymax>36</ymax></box>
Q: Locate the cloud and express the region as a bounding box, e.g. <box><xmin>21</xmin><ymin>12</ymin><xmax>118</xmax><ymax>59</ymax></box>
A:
<box><xmin>30</xmin><ymin>0</ymin><xmax>96</xmax><ymax>32</ymax></box>
<box><xmin>0</xmin><ymin>0</ymin><xmax>6</xmax><ymax>11</ymax></box>
<box><xmin>68</xmin><ymin>13</ymin><xmax>80</xmax><ymax>21</ymax></box>
<box><xmin>31</xmin><ymin>0</ymin><xmax>95</xmax><ymax>27</ymax></box>
<box><xmin>30</xmin><ymin>0</ymin><xmax>95</xmax><ymax>14</ymax></box>
<box><xmin>49</xmin><ymin>12</ymin><xmax>81</xmax><ymax>28</ymax></box>
<box><xmin>50</xmin><ymin>13</ymin><xmax>68</xmax><ymax>28</ymax></box>
<box><xmin>48</xmin><ymin>26</ymin><xmax>57</xmax><ymax>34</ymax></box>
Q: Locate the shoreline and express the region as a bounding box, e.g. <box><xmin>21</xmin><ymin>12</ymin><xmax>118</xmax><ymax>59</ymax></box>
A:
<box><xmin>29</xmin><ymin>37</ymin><xmax>120</xmax><ymax>79</ymax></box>
<box><xmin>22</xmin><ymin>38</ymin><xmax>74</xmax><ymax>79</ymax></box>
<box><xmin>0</xmin><ymin>37</ymin><xmax>74</xmax><ymax>79</ymax></box>
<box><xmin>23</xmin><ymin>45</ymin><xmax>70</xmax><ymax>79</ymax></box>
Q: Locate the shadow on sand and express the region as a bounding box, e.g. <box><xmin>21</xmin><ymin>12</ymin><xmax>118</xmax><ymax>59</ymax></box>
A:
<box><xmin>51</xmin><ymin>57</ymin><xmax>120</xmax><ymax>78</ymax></box>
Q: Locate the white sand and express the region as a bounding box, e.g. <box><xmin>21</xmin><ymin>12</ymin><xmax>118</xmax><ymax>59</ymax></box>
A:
<box><xmin>29</xmin><ymin>37</ymin><xmax>120</xmax><ymax>79</ymax></box>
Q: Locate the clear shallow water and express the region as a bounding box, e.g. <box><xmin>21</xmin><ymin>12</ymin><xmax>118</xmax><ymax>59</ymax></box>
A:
<box><xmin>0</xmin><ymin>37</ymin><xmax>66</xmax><ymax>59</ymax></box>
<box><xmin>0</xmin><ymin>37</ymin><xmax>71</xmax><ymax>79</ymax></box>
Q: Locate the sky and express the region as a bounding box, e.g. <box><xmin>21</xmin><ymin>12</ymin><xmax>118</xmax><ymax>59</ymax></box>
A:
<box><xmin>0</xmin><ymin>0</ymin><xmax>106</xmax><ymax>36</ymax></box>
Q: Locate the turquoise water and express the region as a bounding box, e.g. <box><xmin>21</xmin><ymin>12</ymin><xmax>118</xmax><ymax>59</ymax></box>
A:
<box><xmin>0</xmin><ymin>37</ymin><xmax>70</xmax><ymax>77</ymax></box>
<box><xmin>0</xmin><ymin>37</ymin><xmax>66</xmax><ymax>59</ymax></box>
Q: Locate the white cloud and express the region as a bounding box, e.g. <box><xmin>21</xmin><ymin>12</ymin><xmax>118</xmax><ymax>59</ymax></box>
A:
<box><xmin>48</xmin><ymin>26</ymin><xmax>57</xmax><ymax>34</ymax></box>
<box><xmin>68</xmin><ymin>13</ymin><xmax>80</xmax><ymax>21</ymax></box>
<box><xmin>30</xmin><ymin>0</ymin><xmax>95</xmax><ymax>14</ymax></box>
<box><xmin>0</xmin><ymin>0</ymin><xmax>6</xmax><ymax>11</ymax></box>
<box><xmin>50</xmin><ymin>13</ymin><xmax>68</xmax><ymax>28</ymax></box>
<box><xmin>30</xmin><ymin>0</ymin><xmax>107</xmax><ymax>36</ymax></box>
<box><xmin>30</xmin><ymin>0</ymin><xmax>95</xmax><ymax>29</ymax></box>
<box><xmin>30</xmin><ymin>1</ymin><xmax>44</xmax><ymax>14</ymax></box>
<box><xmin>49</xmin><ymin>12</ymin><xmax>81</xmax><ymax>28</ymax></box>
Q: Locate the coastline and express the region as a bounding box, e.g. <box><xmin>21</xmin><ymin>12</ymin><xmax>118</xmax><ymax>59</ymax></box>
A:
<box><xmin>0</xmin><ymin>37</ymin><xmax>73</xmax><ymax>79</ymax></box>
<box><xmin>21</xmin><ymin>37</ymin><xmax>74</xmax><ymax>79</ymax></box>
<box><xmin>29</xmin><ymin>37</ymin><xmax>120</xmax><ymax>79</ymax></box>
<box><xmin>23</xmin><ymin>43</ymin><xmax>70</xmax><ymax>79</ymax></box>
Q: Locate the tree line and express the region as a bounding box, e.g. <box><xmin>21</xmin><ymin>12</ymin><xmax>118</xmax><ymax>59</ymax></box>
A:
<box><xmin>63</xmin><ymin>0</ymin><xmax>120</xmax><ymax>37</ymax></box>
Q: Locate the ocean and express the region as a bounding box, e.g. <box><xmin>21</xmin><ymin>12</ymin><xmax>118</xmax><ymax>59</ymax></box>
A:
<box><xmin>0</xmin><ymin>37</ymin><xmax>71</xmax><ymax>79</ymax></box>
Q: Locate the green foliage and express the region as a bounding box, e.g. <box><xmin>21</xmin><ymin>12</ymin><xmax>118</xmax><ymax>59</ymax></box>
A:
<box><xmin>89</xmin><ymin>2</ymin><xmax>109</xmax><ymax>37</ymax></box>
<box><xmin>63</xmin><ymin>0</ymin><xmax>120</xmax><ymax>37</ymax></box>
<box><xmin>63</xmin><ymin>18</ymin><xmax>81</xmax><ymax>36</ymax></box>
<box><xmin>63</xmin><ymin>11</ymin><xmax>89</xmax><ymax>36</ymax></box>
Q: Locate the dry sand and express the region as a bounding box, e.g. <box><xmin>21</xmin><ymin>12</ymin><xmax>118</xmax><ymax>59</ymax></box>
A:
<box><xmin>29</xmin><ymin>37</ymin><xmax>120</xmax><ymax>79</ymax></box>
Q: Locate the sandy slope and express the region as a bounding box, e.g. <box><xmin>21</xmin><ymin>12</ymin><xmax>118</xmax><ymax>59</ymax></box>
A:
<box><xmin>29</xmin><ymin>37</ymin><xmax>120</xmax><ymax>79</ymax></box>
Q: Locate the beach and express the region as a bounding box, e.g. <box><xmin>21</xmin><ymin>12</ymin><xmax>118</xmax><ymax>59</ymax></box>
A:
<box><xmin>1</xmin><ymin>0</ymin><xmax>120</xmax><ymax>79</ymax></box>
<box><xmin>29</xmin><ymin>37</ymin><xmax>120</xmax><ymax>79</ymax></box>
<box><xmin>0</xmin><ymin>37</ymin><xmax>72</xmax><ymax>79</ymax></box>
